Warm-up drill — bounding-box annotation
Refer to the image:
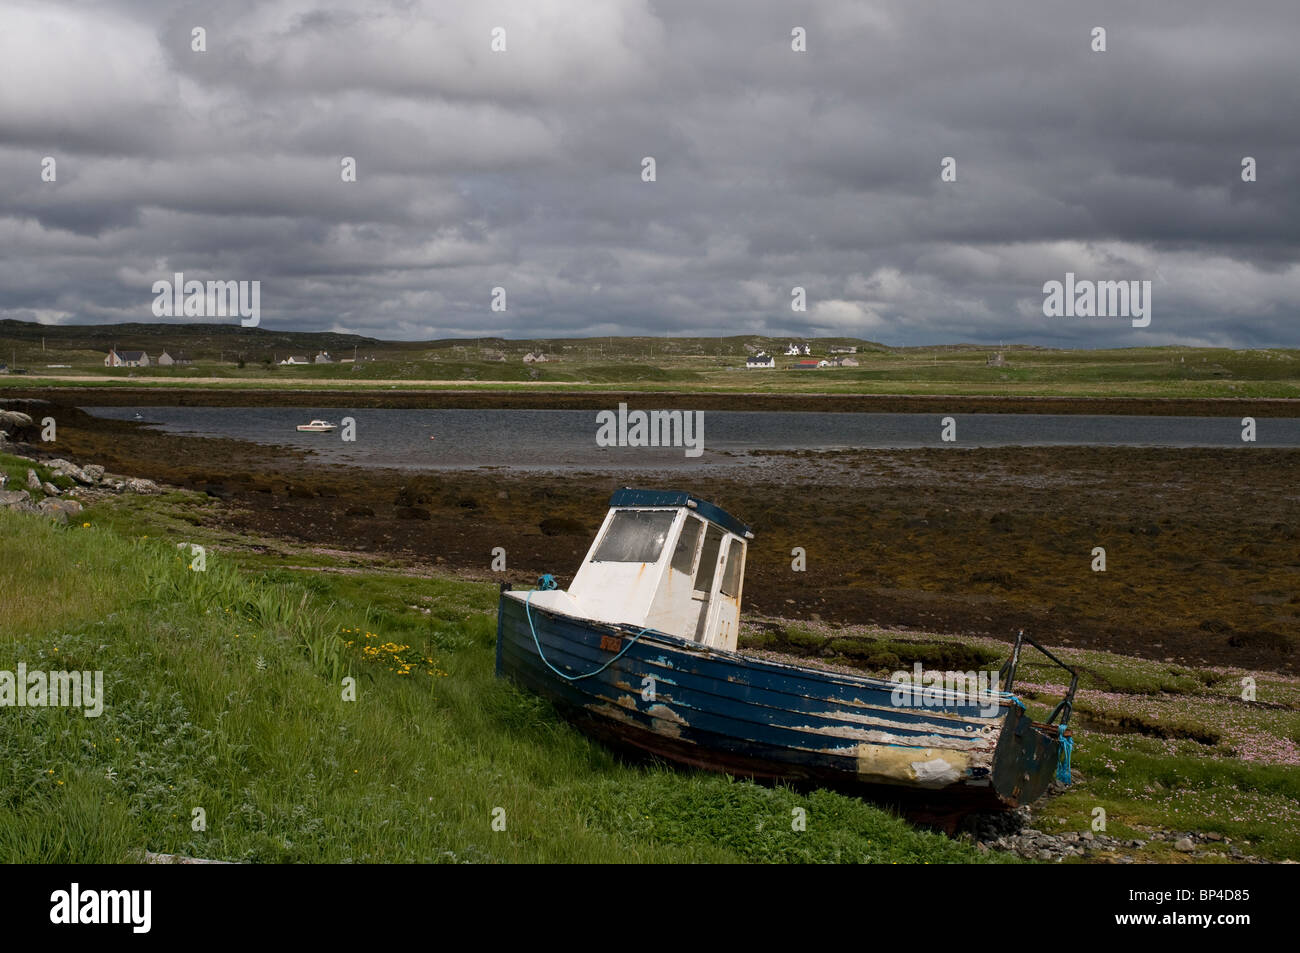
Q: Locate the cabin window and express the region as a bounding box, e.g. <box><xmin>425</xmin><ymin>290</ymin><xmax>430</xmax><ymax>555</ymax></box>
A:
<box><xmin>694</xmin><ymin>524</ymin><xmax>725</xmax><ymax>594</ymax></box>
<box><xmin>591</xmin><ymin>510</ymin><xmax>677</xmax><ymax>563</ymax></box>
<box><xmin>671</xmin><ymin>516</ymin><xmax>704</xmax><ymax>575</ymax></box>
<box><xmin>719</xmin><ymin>541</ymin><xmax>744</xmax><ymax>598</ymax></box>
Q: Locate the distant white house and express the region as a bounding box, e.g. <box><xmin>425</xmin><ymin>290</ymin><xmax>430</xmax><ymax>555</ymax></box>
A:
<box><xmin>784</xmin><ymin>343</ymin><xmax>812</xmax><ymax>356</ymax></box>
<box><xmin>156</xmin><ymin>350</ymin><xmax>192</xmax><ymax>366</ymax></box>
<box><xmin>104</xmin><ymin>348</ymin><xmax>149</xmax><ymax>367</ymax></box>
<box><xmin>832</xmin><ymin>356</ymin><xmax>859</xmax><ymax>367</ymax></box>
<box><xmin>745</xmin><ymin>353</ymin><xmax>775</xmax><ymax>369</ymax></box>
<box><xmin>314</xmin><ymin>351</ymin><xmax>333</xmax><ymax>364</ymax></box>
<box><xmin>279</xmin><ymin>355</ymin><xmax>311</xmax><ymax>365</ymax></box>
<box><xmin>829</xmin><ymin>346</ymin><xmax>858</xmax><ymax>354</ymax></box>
<box><xmin>523</xmin><ymin>351</ymin><xmax>549</xmax><ymax>363</ymax></box>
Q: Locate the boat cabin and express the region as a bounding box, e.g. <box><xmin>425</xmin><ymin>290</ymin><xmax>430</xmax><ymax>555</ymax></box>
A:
<box><xmin>543</xmin><ymin>489</ymin><xmax>753</xmax><ymax>651</ymax></box>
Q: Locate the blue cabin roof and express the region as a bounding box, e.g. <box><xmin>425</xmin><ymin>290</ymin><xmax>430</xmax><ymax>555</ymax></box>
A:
<box><xmin>608</xmin><ymin>487</ymin><xmax>753</xmax><ymax>539</ymax></box>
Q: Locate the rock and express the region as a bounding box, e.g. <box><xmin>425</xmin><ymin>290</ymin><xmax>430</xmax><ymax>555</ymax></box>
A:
<box><xmin>1174</xmin><ymin>837</ymin><xmax>1196</xmax><ymax>852</ymax></box>
<box><xmin>26</xmin><ymin>469</ymin><xmax>41</xmax><ymax>490</ymax></box>
<box><xmin>1205</xmin><ymin>832</ymin><xmax>1224</xmax><ymax>842</ymax></box>
<box><xmin>0</xmin><ymin>489</ymin><xmax>32</xmax><ymax>507</ymax></box>
<box><xmin>124</xmin><ymin>478</ymin><xmax>160</xmax><ymax>494</ymax></box>
<box><xmin>42</xmin><ymin>481</ymin><xmax>60</xmax><ymax>496</ymax></box>
<box><xmin>45</xmin><ymin>459</ymin><xmax>90</xmax><ymax>484</ymax></box>
<box><xmin>394</xmin><ymin>485</ymin><xmax>430</xmax><ymax>506</ymax></box>
<box><xmin>0</xmin><ymin>473</ymin><xmax>6</xmax><ymax>489</ymax></box>
<box><xmin>38</xmin><ymin>498</ymin><xmax>82</xmax><ymax>523</ymax></box>
<box><xmin>0</xmin><ymin>410</ymin><xmax>34</xmax><ymax>438</ymax></box>
<box><xmin>82</xmin><ymin>464</ymin><xmax>105</xmax><ymax>482</ymax></box>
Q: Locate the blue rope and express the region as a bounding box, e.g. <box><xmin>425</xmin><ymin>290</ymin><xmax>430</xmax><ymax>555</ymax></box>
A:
<box><xmin>1056</xmin><ymin>725</ymin><xmax>1074</xmax><ymax>784</ymax></box>
<box><xmin>524</xmin><ymin>585</ymin><xmax>651</xmax><ymax>682</ymax></box>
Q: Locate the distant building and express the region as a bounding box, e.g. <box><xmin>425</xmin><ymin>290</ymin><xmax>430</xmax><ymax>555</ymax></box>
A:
<box><xmin>790</xmin><ymin>359</ymin><xmax>823</xmax><ymax>370</ymax></box>
<box><xmin>523</xmin><ymin>351</ymin><xmax>549</xmax><ymax>363</ymax></box>
<box><xmin>746</xmin><ymin>353</ymin><xmax>775</xmax><ymax>369</ymax></box>
<box><xmin>987</xmin><ymin>352</ymin><xmax>1006</xmax><ymax>367</ymax></box>
<box><xmin>784</xmin><ymin>343</ymin><xmax>812</xmax><ymax>356</ymax></box>
<box><xmin>279</xmin><ymin>355</ymin><xmax>311</xmax><ymax>365</ymax></box>
<box><xmin>156</xmin><ymin>350</ymin><xmax>193</xmax><ymax>367</ymax></box>
<box><xmin>314</xmin><ymin>351</ymin><xmax>333</xmax><ymax>364</ymax></box>
<box><xmin>483</xmin><ymin>350</ymin><xmax>507</xmax><ymax>362</ymax></box>
<box><xmin>104</xmin><ymin>348</ymin><xmax>149</xmax><ymax>367</ymax></box>
<box><xmin>832</xmin><ymin>356</ymin><xmax>859</xmax><ymax>367</ymax></box>
<box><xmin>829</xmin><ymin>346</ymin><xmax>858</xmax><ymax>354</ymax></box>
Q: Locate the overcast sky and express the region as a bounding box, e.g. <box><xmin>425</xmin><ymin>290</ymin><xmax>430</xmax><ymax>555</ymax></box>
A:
<box><xmin>1</xmin><ymin>0</ymin><xmax>1297</xmax><ymax>347</ymax></box>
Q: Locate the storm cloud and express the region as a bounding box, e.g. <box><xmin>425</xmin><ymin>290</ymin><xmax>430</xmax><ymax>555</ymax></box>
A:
<box><xmin>1</xmin><ymin>0</ymin><xmax>1297</xmax><ymax>346</ymax></box>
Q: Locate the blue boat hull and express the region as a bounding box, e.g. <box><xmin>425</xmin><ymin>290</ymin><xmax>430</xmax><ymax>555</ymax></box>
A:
<box><xmin>496</xmin><ymin>592</ymin><xmax>1064</xmax><ymax>815</ymax></box>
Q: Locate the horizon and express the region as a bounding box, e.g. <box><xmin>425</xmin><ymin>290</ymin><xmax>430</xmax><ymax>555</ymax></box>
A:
<box><xmin>4</xmin><ymin>316</ymin><xmax>1298</xmax><ymax>354</ymax></box>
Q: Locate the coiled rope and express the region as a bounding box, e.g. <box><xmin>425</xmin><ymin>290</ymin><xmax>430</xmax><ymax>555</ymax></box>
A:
<box><xmin>524</xmin><ymin>576</ymin><xmax>651</xmax><ymax>682</ymax></box>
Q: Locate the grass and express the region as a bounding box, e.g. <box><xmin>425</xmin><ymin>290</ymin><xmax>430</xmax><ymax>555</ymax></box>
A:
<box><xmin>5</xmin><ymin>338</ymin><xmax>1300</xmax><ymax>398</ymax></box>
<box><xmin>0</xmin><ymin>505</ymin><xmax>994</xmax><ymax>863</ymax></box>
<box><xmin>6</xmin><ymin>479</ymin><xmax>1297</xmax><ymax>863</ymax></box>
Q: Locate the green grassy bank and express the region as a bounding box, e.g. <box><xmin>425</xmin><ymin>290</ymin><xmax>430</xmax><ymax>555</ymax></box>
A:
<box><xmin>0</xmin><ymin>500</ymin><xmax>992</xmax><ymax>863</ymax></box>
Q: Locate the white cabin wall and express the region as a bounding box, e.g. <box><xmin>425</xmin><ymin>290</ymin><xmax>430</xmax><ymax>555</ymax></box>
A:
<box><xmin>567</xmin><ymin>508</ymin><xmax>680</xmax><ymax>629</ymax></box>
<box><xmin>560</xmin><ymin>505</ymin><xmax>748</xmax><ymax>649</ymax></box>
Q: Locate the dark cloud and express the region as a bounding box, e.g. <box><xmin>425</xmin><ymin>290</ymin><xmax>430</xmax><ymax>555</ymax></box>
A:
<box><xmin>1</xmin><ymin>0</ymin><xmax>1297</xmax><ymax>346</ymax></box>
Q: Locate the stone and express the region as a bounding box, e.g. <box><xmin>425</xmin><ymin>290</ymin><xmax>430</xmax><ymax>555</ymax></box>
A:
<box><xmin>42</xmin><ymin>482</ymin><xmax>60</xmax><ymax>496</ymax></box>
<box><xmin>45</xmin><ymin>459</ymin><xmax>88</xmax><ymax>483</ymax></box>
<box><xmin>0</xmin><ymin>489</ymin><xmax>32</xmax><ymax>506</ymax></box>
<box><xmin>38</xmin><ymin>498</ymin><xmax>82</xmax><ymax>524</ymax></box>
<box><xmin>82</xmin><ymin>464</ymin><xmax>105</xmax><ymax>482</ymax></box>
<box><xmin>1174</xmin><ymin>837</ymin><xmax>1195</xmax><ymax>852</ymax></box>
<box><xmin>26</xmin><ymin>469</ymin><xmax>41</xmax><ymax>490</ymax></box>
<box><xmin>124</xmin><ymin>478</ymin><xmax>160</xmax><ymax>494</ymax></box>
<box><xmin>0</xmin><ymin>410</ymin><xmax>34</xmax><ymax>435</ymax></box>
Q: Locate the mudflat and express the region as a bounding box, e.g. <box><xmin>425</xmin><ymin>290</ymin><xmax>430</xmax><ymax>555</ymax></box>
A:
<box><xmin>28</xmin><ymin>396</ymin><xmax>1300</xmax><ymax>675</ymax></box>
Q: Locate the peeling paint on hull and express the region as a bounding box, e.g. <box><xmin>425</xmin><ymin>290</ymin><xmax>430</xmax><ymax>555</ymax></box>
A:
<box><xmin>497</xmin><ymin>592</ymin><xmax>1064</xmax><ymax>814</ymax></box>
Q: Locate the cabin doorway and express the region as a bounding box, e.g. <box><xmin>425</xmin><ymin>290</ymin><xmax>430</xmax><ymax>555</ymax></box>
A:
<box><xmin>692</xmin><ymin>524</ymin><xmax>725</xmax><ymax>641</ymax></box>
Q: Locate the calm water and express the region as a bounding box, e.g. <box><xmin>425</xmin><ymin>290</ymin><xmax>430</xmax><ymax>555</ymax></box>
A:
<box><xmin>85</xmin><ymin>407</ymin><xmax>1300</xmax><ymax>471</ymax></box>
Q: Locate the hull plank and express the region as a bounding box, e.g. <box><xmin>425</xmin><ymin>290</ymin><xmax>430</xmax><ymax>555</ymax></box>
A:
<box><xmin>497</xmin><ymin>592</ymin><xmax>1065</xmax><ymax>813</ymax></box>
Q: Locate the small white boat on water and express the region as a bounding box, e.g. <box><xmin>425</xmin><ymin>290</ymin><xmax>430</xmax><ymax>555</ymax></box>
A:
<box><xmin>295</xmin><ymin>419</ymin><xmax>337</xmax><ymax>433</ymax></box>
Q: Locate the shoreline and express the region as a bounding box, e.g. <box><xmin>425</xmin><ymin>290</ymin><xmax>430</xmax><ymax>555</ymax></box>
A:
<box><xmin>10</xmin><ymin>395</ymin><xmax>1298</xmax><ymax>677</ymax></box>
<box><xmin>5</xmin><ymin>384</ymin><xmax>1300</xmax><ymax>416</ymax></box>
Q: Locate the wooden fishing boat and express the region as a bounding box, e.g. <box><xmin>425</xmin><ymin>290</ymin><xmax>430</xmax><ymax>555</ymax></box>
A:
<box><xmin>496</xmin><ymin>488</ymin><xmax>1076</xmax><ymax>818</ymax></box>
